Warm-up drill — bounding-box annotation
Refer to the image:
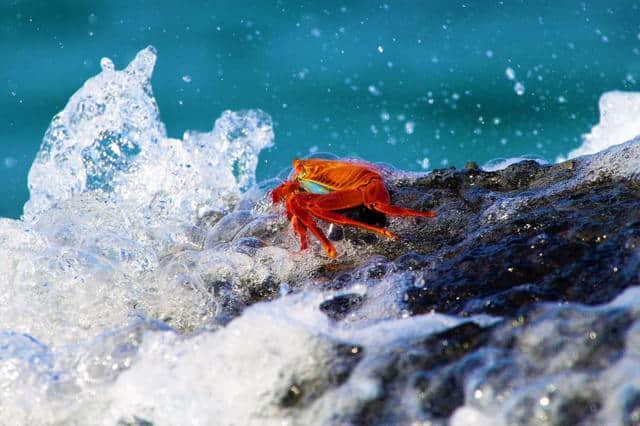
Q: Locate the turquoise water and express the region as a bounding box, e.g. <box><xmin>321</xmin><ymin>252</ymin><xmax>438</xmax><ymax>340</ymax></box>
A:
<box><xmin>2</xmin><ymin>0</ymin><xmax>640</xmax><ymax>218</ymax></box>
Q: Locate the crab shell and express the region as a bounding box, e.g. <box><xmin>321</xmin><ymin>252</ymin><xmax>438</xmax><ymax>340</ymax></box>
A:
<box><xmin>272</xmin><ymin>158</ymin><xmax>436</xmax><ymax>258</ymax></box>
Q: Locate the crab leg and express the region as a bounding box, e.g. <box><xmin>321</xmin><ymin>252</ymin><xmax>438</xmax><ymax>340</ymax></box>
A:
<box><xmin>363</xmin><ymin>180</ymin><xmax>437</xmax><ymax>218</ymax></box>
<box><xmin>293</xmin><ymin>190</ymin><xmax>398</xmax><ymax>237</ymax></box>
<box><xmin>368</xmin><ymin>202</ymin><xmax>437</xmax><ymax>218</ymax></box>
<box><xmin>290</xmin><ymin>216</ymin><xmax>308</xmax><ymax>250</ymax></box>
<box><xmin>306</xmin><ymin>205</ymin><xmax>398</xmax><ymax>239</ymax></box>
<box><xmin>287</xmin><ymin>195</ymin><xmax>337</xmax><ymax>258</ymax></box>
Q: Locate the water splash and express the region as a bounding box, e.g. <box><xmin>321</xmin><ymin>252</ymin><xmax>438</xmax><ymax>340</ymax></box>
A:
<box><xmin>558</xmin><ymin>91</ymin><xmax>640</xmax><ymax>161</ymax></box>
<box><xmin>24</xmin><ymin>46</ymin><xmax>273</xmax><ymax>226</ymax></box>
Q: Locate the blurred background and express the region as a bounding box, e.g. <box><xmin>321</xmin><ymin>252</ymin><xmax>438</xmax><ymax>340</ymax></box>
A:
<box><xmin>2</xmin><ymin>0</ymin><xmax>640</xmax><ymax>218</ymax></box>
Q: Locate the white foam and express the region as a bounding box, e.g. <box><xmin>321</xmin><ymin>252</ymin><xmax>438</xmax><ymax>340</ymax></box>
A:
<box><xmin>103</xmin><ymin>294</ymin><xmax>496</xmax><ymax>425</ymax></box>
<box><xmin>559</xmin><ymin>90</ymin><xmax>640</xmax><ymax>161</ymax></box>
<box><xmin>451</xmin><ymin>406</ymin><xmax>503</xmax><ymax>426</ymax></box>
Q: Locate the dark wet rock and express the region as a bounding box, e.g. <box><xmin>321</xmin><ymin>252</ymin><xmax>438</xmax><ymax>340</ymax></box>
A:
<box><xmin>327</xmin><ymin>223</ymin><xmax>343</xmax><ymax>241</ymax></box>
<box><xmin>319</xmin><ymin>293</ymin><xmax>365</xmax><ymax>321</ymax></box>
<box><xmin>204</xmin><ymin>210</ymin><xmax>253</xmax><ymax>245</ymax></box>
<box><xmin>464</xmin><ymin>161</ymin><xmax>480</xmax><ymax>170</ymax></box>
<box><xmin>353</xmin><ymin>322</ymin><xmax>492</xmax><ymax>424</ymax></box>
<box><xmin>232</xmin><ymin>236</ymin><xmax>266</xmax><ymax>256</ymax></box>
<box><xmin>278</xmin><ymin>341</ymin><xmax>364</xmax><ymax>410</ymax></box>
<box><xmin>117</xmin><ymin>416</ymin><xmax>154</xmax><ymax>426</ymax></box>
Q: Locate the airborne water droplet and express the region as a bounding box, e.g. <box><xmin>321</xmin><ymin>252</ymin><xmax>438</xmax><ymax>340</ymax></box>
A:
<box><xmin>505</xmin><ymin>67</ymin><xmax>516</xmax><ymax>80</ymax></box>
<box><xmin>405</xmin><ymin>121</ymin><xmax>415</xmax><ymax>134</ymax></box>
<box><xmin>368</xmin><ymin>85</ymin><xmax>382</xmax><ymax>96</ymax></box>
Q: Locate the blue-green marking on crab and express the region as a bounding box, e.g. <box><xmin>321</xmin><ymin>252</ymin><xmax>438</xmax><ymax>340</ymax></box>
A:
<box><xmin>298</xmin><ymin>179</ymin><xmax>333</xmax><ymax>195</ymax></box>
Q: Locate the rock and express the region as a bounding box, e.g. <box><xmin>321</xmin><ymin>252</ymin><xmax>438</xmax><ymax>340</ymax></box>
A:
<box><xmin>198</xmin><ymin>136</ymin><xmax>640</xmax><ymax>424</ymax></box>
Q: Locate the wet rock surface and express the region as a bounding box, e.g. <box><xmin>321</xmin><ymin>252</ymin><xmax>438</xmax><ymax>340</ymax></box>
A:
<box><xmin>196</xmin><ymin>138</ymin><xmax>640</xmax><ymax>425</ymax></box>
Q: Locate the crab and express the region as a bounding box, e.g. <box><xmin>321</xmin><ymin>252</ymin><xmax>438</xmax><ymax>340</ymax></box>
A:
<box><xmin>271</xmin><ymin>158</ymin><xmax>436</xmax><ymax>258</ymax></box>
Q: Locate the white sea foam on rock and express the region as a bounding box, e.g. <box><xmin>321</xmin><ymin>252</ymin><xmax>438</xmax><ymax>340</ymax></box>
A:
<box><xmin>105</xmin><ymin>294</ymin><xmax>496</xmax><ymax>425</ymax></box>
<box><xmin>559</xmin><ymin>90</ymin><xmax>640</xmax><ymax>161</ymax></box>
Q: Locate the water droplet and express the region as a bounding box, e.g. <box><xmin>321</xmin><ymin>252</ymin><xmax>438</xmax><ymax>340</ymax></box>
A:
<box><xmin>377</xmin><ymin>45</ymin><xmax>384</xmax><ymax>53</ymax></box>
<box><xmin>296</xmin><ymin>68</ymin><xmax>309</xmax><ymax>80</ymax></box>
<box><xmin>514</xmin><ymin>82</ymin><xmax>525</xmax><ymax>96</ymax></box>
<box><xmin>405</xmin><ymin>121</ymin><xmax>415</xmax><ymax>134</ymax></box>
<box><xmin>3</xmin><ymin>157</ymin><xmax>17</xmax><ymax>168</ymax></box>
<box><xmin>182</xmin><ymin>75</ymin><xmax>192</xmax><ymax>83</ymax></box>
<box><xmin>418</xmin><ymin>157</ymin><xmax>430</xmax><ymax>169</ymax></box>
<box><xmin>505</xmin><ymin>67</ymin><xmax>516</xmax><ymax>80</ymax></box>
<box><xmin>368</xmin><ymin>85</ymin><xmax>382</xmax><ymax>96</ymax></box>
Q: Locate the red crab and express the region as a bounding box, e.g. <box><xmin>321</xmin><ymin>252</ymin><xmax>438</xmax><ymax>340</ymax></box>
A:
<box><xmin>271</xmin><ymin>158</ymin><xmax>436</xmax><ymax>258</ymax></box>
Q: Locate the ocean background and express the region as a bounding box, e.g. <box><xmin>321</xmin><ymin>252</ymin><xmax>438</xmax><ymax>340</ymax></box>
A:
<box><xmin>2</xmin><ymin>0</ymin><xmax>640</xmax><ymax>218</ymax></box>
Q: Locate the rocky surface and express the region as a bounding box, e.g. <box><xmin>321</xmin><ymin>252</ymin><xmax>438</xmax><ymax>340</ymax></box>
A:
<box><xmin>193</xmin><ymin>137</ymin><xmax>640</xmax><ymax>425</ymax></box>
